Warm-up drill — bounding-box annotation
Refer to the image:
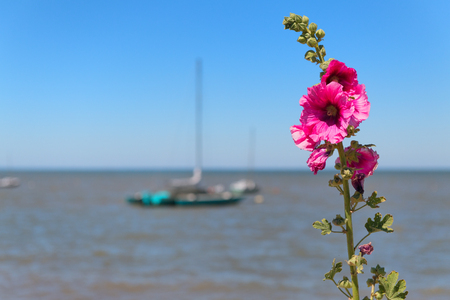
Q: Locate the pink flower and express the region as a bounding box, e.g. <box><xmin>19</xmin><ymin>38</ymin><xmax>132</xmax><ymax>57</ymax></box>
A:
<box><xmin>348</xmin><ymin>84</ymin><xmax>370</xmax><ymax>128</ymax></box>
<box><xmin>307</xmin><ymin>147</ymin><xmax>331</xmax><ymax>175</ymax></box>
<box><xmin>290</xmin><ymin>125</ymin><xmax>319</xmax><ymax>151</ymax></box>
<box><xmin>358</xmin><ymin>242</ymin><xmax>374</xmax><ymax>256</ymax></box>
<box><xmin>299</xmin><ymin>82</ymin><xmax>354</xmax><ymax>144</ymax></box>
<box><xmin>336</xmin><ymin>146</ymin><xmax>379</xmax><ymax>178</ymax></box>
<box><xmin>321</xmin><ymin>60</ymin><xmax>358</xmax><ymax>93</ymax></box>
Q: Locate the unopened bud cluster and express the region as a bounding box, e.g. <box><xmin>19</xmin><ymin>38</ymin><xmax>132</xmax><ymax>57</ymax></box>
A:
<box><xmin>282</xmin><ymin>13</ymin><xmax>326</xmax><ymax>65</ymax></box>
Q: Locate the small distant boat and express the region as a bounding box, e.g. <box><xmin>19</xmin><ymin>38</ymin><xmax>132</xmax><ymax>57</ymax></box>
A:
<box><xmin>0</xmin><ymin>177</ymin><xmax>20</xmax><ymax>188</ymax></box>
<box><xmin>127</xmin><ymin>190</ymin><xmax>243</xmax><ymax>206</ymax></box>
<box><xmin>230</xmin><ymin>178</ymin><xmax>259</xmax><ymax>194</ymax></box>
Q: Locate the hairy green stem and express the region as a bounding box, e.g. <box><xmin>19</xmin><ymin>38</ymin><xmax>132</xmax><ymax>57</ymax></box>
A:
<box><xmin>352</xmin><ymin>203</ymin><xmax>368</xmax><ymax>213</ymax></box>
<box><xmin>332</xmin><ymin>279</ymin><xmax>352</xmax><ymax>298</ymax></box>
<box><xmin>337</xmin><ymin>142</ymin><xmax>360</xmax><ymax>300</ymax></box>
<box><xmin>354</xmin><ymin>233</ymin><xmax>371</xmax><ymax>250</ymax></box>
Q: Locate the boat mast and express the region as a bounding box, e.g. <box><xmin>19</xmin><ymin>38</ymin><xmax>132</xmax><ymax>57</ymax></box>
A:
<box><xmin>195</xmin><ymin>59</ymin><xmax>202</xmax><ymax>175</ymax></box>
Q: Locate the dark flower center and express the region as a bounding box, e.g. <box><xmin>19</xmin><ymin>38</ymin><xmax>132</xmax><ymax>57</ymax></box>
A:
<box><xmin>327</xmin><ymin>75</ymin><xmax>340</xmax><ymax>84</ymax></box>
<box><xmin>326</xmin><ymin>105</ymin><xmax>338</xmax><ymax>117</ymax></box>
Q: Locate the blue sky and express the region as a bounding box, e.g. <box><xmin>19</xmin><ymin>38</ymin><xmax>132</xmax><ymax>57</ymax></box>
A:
<box><xmin>0</xmin><ymin>0</ymin><xmax>449</xmax><ymax>170</ymax></box>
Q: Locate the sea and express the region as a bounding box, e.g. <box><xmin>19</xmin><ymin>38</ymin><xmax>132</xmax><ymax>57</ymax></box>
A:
<box><xmin>0</xmin><ymin>170</ymin><xmax>448</xmax><ymax>300</ymax></box>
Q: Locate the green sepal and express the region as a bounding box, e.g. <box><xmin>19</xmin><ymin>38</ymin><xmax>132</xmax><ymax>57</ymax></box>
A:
<box><xmin>318</xmin><ymin>45</ymin><xmax>326</xmax><ymax>57</ymax></box>
<box><xmin>313</xmin><ymin>218</ymin><xmax>332</xmax><ymax>235</ymax></box>
<box><xmin>378</xmin><ymin>271</ymin><xmax>408</xmax><ymax>300</ymax></box>
<box><xmin>365</xmin><ymin>213</ymin><xmax>394</xmax><ymax>234</ymax></box>
<box><xmin>323</xmin><ymin>258</ymin><xmax>342</xmax><ymax>281</ymax></box>
<box><xmin>374</xmin><ymin>292</ymin><xmax>384</xmax><ymax>300</ymax></box>
<box><xmin>362</xmin><ymin>297</ymin><xmax>371</xmax><ymax>300</ymax></box>
<box><xmin>319</xmin><ymin>58</ymin><xmax>334</xmax><ymax>72</ymax></box>
<box><xmin>366</xmin><ymin>278</ymin><xmax>375</xmax><ymax>287</ymax></box>
<box><xmin>304</xmin><ymin>50</ymin><xmax>318</xmax><ymax>63</ymax></box>
<box><xmin>338</xmin><ymin>276</ymin><xmax>352</xmax><ymax>289</ymax></box>
<box><xmin>351</xmin><ymin>191</ymin><xmax>364</xmax><ymax>206</ymax></box>
<box><xmin>366</xmin><ymin>191</ymin><xmax>386</xmax><ymax>208</ymax></box>
<box><xmin>347</xmin><ymin>253</ymin><xmax>367</xmax><ymax>274</ymax></box>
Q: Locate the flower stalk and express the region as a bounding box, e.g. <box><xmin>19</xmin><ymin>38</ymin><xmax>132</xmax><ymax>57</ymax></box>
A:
<box><xmin>284</xmin><ymin>13</ymin><xmax>408</xmax><ymax>300</ymax></box>
<box><xmin>338</xmin><ymin>142</ymin><xmax>360</xmax><ymax>300</ymax></box>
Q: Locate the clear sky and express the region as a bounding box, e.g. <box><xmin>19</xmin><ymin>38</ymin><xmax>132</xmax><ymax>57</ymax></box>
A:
<box><xmin>0</xmin><ymin>0</ymin><xmax>449</xmax><ymax>171</ymax></box>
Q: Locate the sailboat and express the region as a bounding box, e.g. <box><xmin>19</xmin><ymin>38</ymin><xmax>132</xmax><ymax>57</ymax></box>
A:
<box><xmin>127</xmin><ymin>60</ymin><xmax>244</xmax><ymax>206</ymax></box>
<box><xmin>230</xmin><ymin>128</ymin><xmax>259</xmax><ymax>194</ymax></box>
<box><xmin>0</xmin><ymin>176</ymin><xmax>20</xmax><ymax>188</ymax></box>
<box><xmin>0</xmin><ymin>156</ymin><xmax>20</xmax><ymax>188</ymax></box>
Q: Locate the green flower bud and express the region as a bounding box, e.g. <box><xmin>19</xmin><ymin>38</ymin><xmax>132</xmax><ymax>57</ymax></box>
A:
<box><xmin>303</xmin><ymin>33</ymin><xmax>311</xmax><ymax>39</ymax></box>
<box><xmin>298</xmin><ymin>23</ymin><xmax>307</xmax><ymax>31</ymax></box>
<box><xmin>302</xmin><ymin>15</ymin><xmax>309</xmax><ymax>25</ymax></box>
<box><xmin>366</xmin><ymin>278</ymin><xmax>375</xmax><ymax>287</ymax></box>
<box><xmin>374</xmin><ymin>292</ymin><xmax>384</xmax><ymax>300</ymax></box>
<box><xmin>293</xmin><ymin>14</ymin><xmax>302</xmax><ymax>23</ymax></box>
<box><xmin>297</xmin><ymin>35</ymin><xmax>307</xmax><ymax>44</ymax></box>
<box><xmin>341</xmin><ymin>167</ymin><xmax>354</xmax><ymax>180</ymax></box>
<box><xmin>309</xmin><ymin>22</ymin><xmax>317</xmax><ymax>33</ymax></box>
<box><xmin>332</xmin><ymin>214</ymin><xmax>346</xmax><ymax>226</ymax></box>
<box><xmin>316</xmin><ymin>29</ymin><xmax>325</xmax><ymax>39</ymax></box>
<box><xmin>338</xmin><ymin>277</ymin><xmax>352</xmax><ymax>289</ymax></box>
<box><xmin>328</xmin><ymin>174</ymin><xmax>343</xmax><ymax>187</ymax></box>
<box><xmin>306</xmin><ymin>38</ymin><xmax>318</xmax><ymax>47</ymax></box>
<box><xmin>334</xmin><ymin>163</ymin><xmax>342</xmax><ymax>170</ymax></box>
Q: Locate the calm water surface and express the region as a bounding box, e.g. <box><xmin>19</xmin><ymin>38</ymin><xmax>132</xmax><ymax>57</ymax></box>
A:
<box><xmin>0</xmin><ymin>170</ymin><xmax>448</xmax><ymax>300</ymax></box>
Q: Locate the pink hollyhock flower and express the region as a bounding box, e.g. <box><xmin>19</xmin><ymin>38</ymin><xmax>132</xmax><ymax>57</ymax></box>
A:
<box><xmin>307</xmin><ymin>147</ymin><xmax>331</xmax><ymax>175</ymax></box>
<box><xmin>348</xmin><ymin>84</ymin><xmax>370</xmax><ymax>128</ymax></box>
<box><xmin>336</xmin><ymin>146</ymin><xmax>379</xmax><ymax>177</ymax></box>
<box><xmin>336</xmin><ymin>146</ymin><xmax>379</xmax><ymax>193</ymax></box>
<box><xmin>321</xmin><ymin>60</ymin><xmax>358</xmax><ymax>93</ymax></box>
<box><xmin>358</xmin><ymin>242</ymin><xmax>374</xmax><ymax>256</ymax></box>
<box><xmin>299</xmin><ymin>82</ymin><xmax>354</xmax><ymax>144</ymax></box>
<box><xmin>290</xmin><ymin>125</ymin><xmax>319</xmax><ymax>151</ymax></box>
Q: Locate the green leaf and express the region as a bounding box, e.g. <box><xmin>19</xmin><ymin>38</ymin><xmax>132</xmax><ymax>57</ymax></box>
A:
<box><xmin>323</xmin><ymin>258</ymin><xmax>342</xmax><ymax>281</ymax></box>
<box><xmin>365</xmin><ymin>213</ymin><xmax>394</xmax><ymax>234</ymax></box>
<box><xmin>378</xmin><ymin>271</ymin><xmax>409</xmax><ymax>300</ymax></box>
<box><xmin>367</xmin><ymin>191</ymin><xmax>386</xmax><ymax>208</ymax></box>
<box><xmin>347</xmin><ymin>254</ymin><xmax>367</xmax><ymax>274</ymax></box>
<box><xmin>371</xmin><ymin>264</ymin><xmax>387</xmax><ymax>277</ymax></box>
<box><xmin>313</xmin><ymin>218</ymin><xmax>332</xmax><ymax>235</ymax></box>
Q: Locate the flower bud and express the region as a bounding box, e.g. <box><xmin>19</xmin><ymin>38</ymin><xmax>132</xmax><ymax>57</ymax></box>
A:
<box><xmin>374</xmin><ymin>292</ymin><xmax>384</xmax><ymax>300</ymax></box>
<box><xmin>338</xmin><ymin>277</ymin><xmax>352</xmax><ymax>289</ymax></box>
<box><xmin>316</xmin><ymin>29</ymin><xmax>325</xmax><ymax>39</ymax></box>
<box><xmin>290</xmin><ymin>23</ymin><xmax>301</xmax><ymax>32</ymax></box>
<box><xmin>334</xmin><ymin>163</ymin><xmax>341</xmax><ymax>170</ymax></box>
<box><xmin>302</xmin><ymin>15</ymin><xmax>309</xmax><ymax>25</ymax></box>
<box><xmin>298</xmin><ymin>23</ymin><xmax>307</xmax><ymax>31</ymax></box>
<box><xmin>309</xmin><ymin>22</ymin><xmax>317</xmax><ymax>33</ymax></box>
<box><xmin>341</xmin><ymin>167</ymin><xmax>354</xmax><ymax>180</ymax></box>
<box><xmin>306</xmin><ymin>38</ymin><xmax>318</xmax><ymax>47</ymax></box>
<box><xmin>332</xmin><ymin>214</ymin><xmax>346</xmax><ymax>226</ymax></box>
<box><xmin>358</xmin><ymin>242</ymin><xmax>374</xmax><ymax>256</ymax></box>
<box><xmin>297</xmin><ymin>35</ymin><xmax>307</xmax><ymax>44</ymax></box>
<box><xmin>293</xmin><ymin>14</ymin><xmax>302</xmax><ymax>23</ymax></box>
<box><xmin>303</xmin><ymin>33</ymin><xmax>311</xmax><ymax>39</ymax></box>
<box><xmin>351</xmin><ymin>140</ymin><xmax>359</xmax><ymax>149</ymax></box>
